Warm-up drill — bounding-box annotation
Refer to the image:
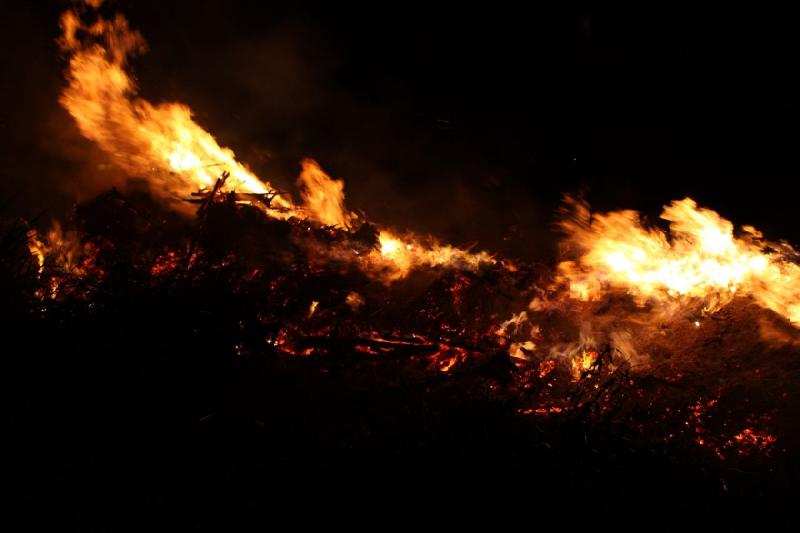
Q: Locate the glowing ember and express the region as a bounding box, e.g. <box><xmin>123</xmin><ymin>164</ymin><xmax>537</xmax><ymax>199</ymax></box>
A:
<box><xmin>537</xmin><ymin>359</ymin><xmax>556</xmax><ymax>378</ymax></box>
<box><xmin>150</xmin><ymin>251</ymin><xmax>183</xmax><ymax>277</ymax></box>
<box><xmin>558</xmin><ymin>196</ymin><xmax>800</xmax><ymax>326</ymax></box>
<box><xmin>429</xmin><ymin>345</ymin><xmax>469</xmax><ymax>373</ymax></box>
<box><xmin>731</xmin><ymin>428</ymin><xmax>777</xmax><ymax>454</ymax></box>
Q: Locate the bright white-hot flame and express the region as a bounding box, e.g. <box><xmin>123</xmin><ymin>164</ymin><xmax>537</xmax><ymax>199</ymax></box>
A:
<box><xmin>557</xmin><ymin>196</ymin><xmax>800</xmax><ymax>325</ymax></box>
<box><xmin>58</xmin><ymin>8</ymin><xmax>287</xmax><ymax>208</ymax></box>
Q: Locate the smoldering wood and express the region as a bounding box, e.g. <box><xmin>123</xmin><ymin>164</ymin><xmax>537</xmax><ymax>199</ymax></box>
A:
<box><xmin>9</xmin><ymin>177</ymin><xmax>798</xmax><ymax>520</ymax></box>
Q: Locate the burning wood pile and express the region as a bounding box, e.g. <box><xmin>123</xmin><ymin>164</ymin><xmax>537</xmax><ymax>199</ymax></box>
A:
<box><xmin>8</xmin><ymin>2</ymin><xmax>800</xmax><ymax>524</ymax></box>
<box><xmin>20</xmin><ymin>167</ymin><xmax>799</xmax><ymax>470</ymax></box>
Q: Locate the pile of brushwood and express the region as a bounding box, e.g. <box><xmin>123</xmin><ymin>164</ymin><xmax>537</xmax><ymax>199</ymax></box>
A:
<box><xmin>2</xmin><ymin>188</ymin><xmax>798</xmax><ymax>531</ymax></box>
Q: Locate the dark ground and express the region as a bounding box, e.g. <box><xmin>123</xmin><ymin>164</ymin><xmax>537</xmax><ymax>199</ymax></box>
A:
<box><xmin>2</xmin><ymin>1</ymin><xmax>800</xmax><ymax>530</ymax></box>
<box><xmin>1</xmin><ymin>194</ymin><xmax>798</xmax><ymax>531</ymax></box>
<box><xmin>1</xmin><ymin>276</ymin><xmax>796</xmax><ymax>531</ymax></box>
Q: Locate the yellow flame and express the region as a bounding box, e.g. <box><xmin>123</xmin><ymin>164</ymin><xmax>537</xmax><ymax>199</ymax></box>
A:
<box><xmin>291</xmin><ymin>160</ymin><xmax>495</xmax><ymax>281</ymax></box>
<box><xmin>27</xmin><ymin>229</ymin><xmax>46</xmax><ymax>274</ymax></box>
<box><xmin>28</xmin><ymin>222</ymin><xmax>85</xmax><ymax>274</ymax></box>
<box><xmin>557</xmin><ymin>197</ymin><xmax>800</xmax><ymax>325</ymax></box>
<box><xmin>296</xmin><ymin>159</ymin><xmax>354</xmax><ymax>227</ymax></box>
<box><xmin>58</xmin><ymin>4</ymin><xmax>495</xmax><ymax>282</ymax></box>
<box><xmin>371</xmin><ymin>230</ymin><xmax>494</xmax><ymax>281</ymax></box>
<box><xmin>571</xmin><ymin>350</ymin><xmax>598</xmax><ymax>379</ymax></box>
<box><xmin>27</xmin><ymin>222</ymin><xmax>94</xmax><ymax>299</ymax></box>
<box><xmin>58</xmin><ymin>8</ymin><xmax>288</xmax><ymax>209</ymax></box>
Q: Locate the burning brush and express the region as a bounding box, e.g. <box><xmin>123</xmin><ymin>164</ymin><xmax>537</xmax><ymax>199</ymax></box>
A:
<box><xmin>24</xmin><ymin>169</ymin><xmax>798</xmax><ymax>470</ymax></box>
<box><xmin>20</xmin><ymin>0</ymin><xmax>800</xmax><ymax>485</ymax></box>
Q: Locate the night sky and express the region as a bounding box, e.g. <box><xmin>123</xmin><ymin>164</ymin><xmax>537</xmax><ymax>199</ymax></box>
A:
<box><xmin>2</xmin><ymin>1</ymin><xmax>800</xmax><ymax>259</ymax></box>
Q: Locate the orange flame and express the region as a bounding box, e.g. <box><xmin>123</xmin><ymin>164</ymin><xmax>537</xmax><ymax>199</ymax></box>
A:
<box><xmin>557</xmin><ymin>197</ymin><xmax>800</xmax><ymax>326</ymax></box>
<box><xmin>28</xmin><ymin>222</ymin><xmax>85</xmax><ymax>275</ymax></box>
<box><xmin>570</xmin><ymin>350</ymin><xmax>599</xmax><ymax>380</ymax></box>
<box><xmin>58</xmin><ymin>7</ymin><xmax>288</xmax><ymax>209</ymax></box>
<box><xmin>27</xmin><ymin>222</ymin><xmax>97</xmax><ymax>299</ymax></box>
<box><xmin>296</xmin><ymin>159</ymin><xmax>355</xmax><ymax>228</ymax></box>
<box><xmin>370</xmin><ymin>230</ymin><xmax>494</xmax><ymax>281</ymax></box>
<box><xmin>57</xmin><ymin>4</ymin><xmax>496</xmax><ymax>282</ymax></box>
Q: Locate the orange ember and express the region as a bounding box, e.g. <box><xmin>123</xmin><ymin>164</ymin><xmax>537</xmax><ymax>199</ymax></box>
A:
<box><xmin>731</xmin><ymin>428</ymin><xmax>777</xmax><ymax>454</ymax></box>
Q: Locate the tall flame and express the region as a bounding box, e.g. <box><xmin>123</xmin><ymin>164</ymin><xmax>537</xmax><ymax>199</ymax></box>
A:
<box><xmin>58</xmin><ymin>6</ymin><xmax>288</xmax><ymax>208</ymax></box>
<box><xmin>557</xmin><ymin>197</ymin><xmax>800</xmax><ymax>325</ymax></box>
<box><xmin>56</xmin><ymin>3</ymin><xmax>495</xmax><ymax>282</ymax></box>
<box><xmin>296</xmin><ymin>159</ymin><xmax>355</xmax><ymax>228</ymax></box>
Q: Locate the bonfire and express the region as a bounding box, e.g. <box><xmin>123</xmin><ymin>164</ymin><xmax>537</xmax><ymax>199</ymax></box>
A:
<box><xmin>5</xmin><ymin>1</ymin><xmax>800</xmax><ymax>529</ymax></box>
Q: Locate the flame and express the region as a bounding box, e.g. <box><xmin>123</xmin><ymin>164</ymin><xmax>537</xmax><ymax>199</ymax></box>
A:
<box><xmin>495</xmin><ymin>311</ymin><xmax>538</xmax><ymax>360</ymax></box>
<box><xmin>291</xmin><ymin>159</ymin><xmax>495</xmax><ymax>280</ymax></box>
<box><xmin>429</xmin><ymin>344</ymin><xmax>469</xmax><ymax>372</ymax></box>
<box><xmin>371</xmin><ymin>230</ymin><xmax>494</xmax><ymax>281</ymax></box>
<box><xmin>292</xmin><ymin>160</ymin><xmax>495</xmax><ymax>280</ymax></box>
<box><xmin>296</xmin><ymin>159</ymin><xmax>354</xmax><ymax>227</ymax></box>
<box><xmin>345</xmin><ymin>291</ymin><xmax>365</xmax><ymax>311</ymax></box>
<box><xmin>571</xmin><ymin>350</ymin><xmax>599</xmax><ymax>380</ymax></box>
<box><xmin>57</xmin><ymin>4</ymin><xmax>497</xmax><ymax>282</ymax></box>
<box><xmin>28</xmin><ymin>222</ymin><xmax>85</xmax><ymax>275</ymax></box>
<box><xmin>27</xmin><ymin>229</ymin><xmax>46</xmax><ymax>274</ymax></box>
<box><xmin>731</xmin><ymin>428</ymin><xmax>776</xmax><ymax>454</ymax></box>
<box><xmin>558</xmin><ymin>197</ymin><xmax>800</xmax><ymax>326</ymax></box>
<box><xmin>58</xmin><ymin>6</ymin><xmax>288</xmax><ymax>209</ymax></box>
<box><xmin>27</xmin><ymin>222</ymin><xmax>97</xmax><ymax>299</ymax></box>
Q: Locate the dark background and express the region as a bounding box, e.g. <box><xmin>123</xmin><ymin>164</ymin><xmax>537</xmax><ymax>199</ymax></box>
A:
<box><xmin>3</xmin><ymin>1</ymin><xmax>800</xmax><ymax>259</ymax></box>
